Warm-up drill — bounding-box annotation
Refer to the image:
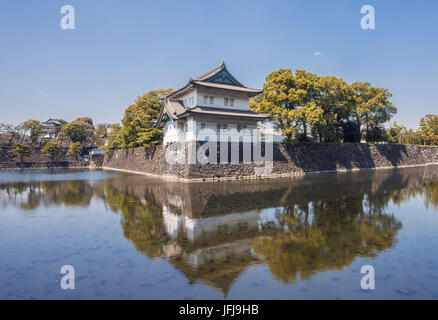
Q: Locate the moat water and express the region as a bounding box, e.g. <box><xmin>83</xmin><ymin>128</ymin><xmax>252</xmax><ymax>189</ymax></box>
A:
<box><xmin>1</xmin><ymin>167</ymin><xmax>438</xmax><ymax>299</ymax></box>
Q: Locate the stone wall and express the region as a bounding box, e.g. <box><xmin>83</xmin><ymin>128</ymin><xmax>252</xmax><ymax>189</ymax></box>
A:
<box><xmin>89</xmin><ymin>154</ymin><xmax>105</xmax><ymax>168</ymax></box>
<box><xmin>102</xmin><ymin>143</ymin><xmax>438</xmax><ymax>181</ymax></box>
<box><xmin>102</xmin><ymin>146</ymin><xmax>188</xmax><ymax>178</ymax></box>
<box><xmin>0</xmin><ymin>146</ymin><xmax>87</xmax><ymax>169</ymax></box>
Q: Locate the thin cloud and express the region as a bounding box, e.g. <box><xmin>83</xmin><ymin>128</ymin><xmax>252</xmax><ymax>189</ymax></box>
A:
<box><xmin>313</xmin><ymin>51</ymin><xmax>325</xmax><ymax>56</ymax></box>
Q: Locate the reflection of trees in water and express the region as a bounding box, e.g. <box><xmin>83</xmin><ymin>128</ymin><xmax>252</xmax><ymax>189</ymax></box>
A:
<box><xmin>1</xmin><ymin>166</ymin><xmax>438</xmax><ymax>295</ymax></box>
<box><xmin>0</xmin><ymin>180</ymin><xmax>94</xmax><ymax>209</ymax></box>
<box><xmin>391</xmin><ymin>181</ymin><xmax>438</xmax><ymax>209</ymax></box>
<box><xmin>105</xmin><ymin>169</ymin><xmax>438</xmax><ymax>294</ymax></box>
<box><xmin>40</xmin><ymin>181</ymin><xmax>93</xmax><ymax>207</ymax></box>
<box><xmin>253</xmin><ymin>201</ymin><xmax>401</xmax><ymax>283</ymax></box>
<box><xmin>100</xmin><ymin>185</ymin><xmax>168</xmax><ymax>259</ymax></box>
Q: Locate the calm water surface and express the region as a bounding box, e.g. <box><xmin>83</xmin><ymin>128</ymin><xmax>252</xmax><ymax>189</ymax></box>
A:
<box><xmin>1</xmin><ymin>167</ymin><xmax>438</xmax><ymax>299</ymax></box>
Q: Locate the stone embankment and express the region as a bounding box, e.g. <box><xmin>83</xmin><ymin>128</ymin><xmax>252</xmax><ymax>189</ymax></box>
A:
<box><xmin>102</xmin><ymin>143</ymin><xmax>438</xmax><ymax>181</ymax></box>
<box><xmin>0</xmin><ymin>146</ymin><xmax>87</xmax><ymax>169</ymax></box>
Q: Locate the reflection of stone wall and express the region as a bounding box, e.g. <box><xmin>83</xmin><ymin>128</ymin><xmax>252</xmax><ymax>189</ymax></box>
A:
<box><xmin>105</xmin><ymin>166</ymin><xmax>438</xmax><ymax>218</ymax></box>
<box><xmin>102</xmin><ymin>176</ymin><xmax>295</xmax><ymax>217</ymax></box>
<box><xmin>0</xmin><ymin>146</ymin><xmax>87</xmax><ymax>169</ymax></box>
<box><xmin>102</xmin><ymin>143</ymin><xmax>438</xmax><ymax>180</ymax></box>
<box><xmin>102</xmin><ymin>166</ymin><xmax>438</xmax><ymax>295</ymax></box>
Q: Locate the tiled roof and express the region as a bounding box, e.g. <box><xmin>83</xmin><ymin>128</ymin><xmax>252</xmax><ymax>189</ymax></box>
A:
<box><xmin>161</xmin><ymin>99</ymin><xmax>269</xmax><ymax>122</ymax></box>
<box><xmin>156</xmin><ymin>62</ymin><xmax>267</xmax><ymax>126</ymax></box>
<box><xmin>192</xmin><ymin>81</ymin><xmax>262</xmax><ymax>94</ymax></box>
<box><xmin>186</xmin><ymin>106</ymin><xmax>269</xmax><ymax>120</ymax></box>
<box><xmin>195</xmin><ymin>62</ymin><xmax>225</xmax><ymax>81</ymax></box>
<box><xmin>164</xmin><ymin>99</ymin><xmax>186</xmax><ymax>119</ymax></box>
<box><xmin>163</xmin><ymin>62</ymin><xmax>262</xmax><ymax>100</ymax></box>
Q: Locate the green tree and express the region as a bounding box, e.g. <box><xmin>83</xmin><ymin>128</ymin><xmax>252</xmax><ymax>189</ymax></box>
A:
<box><xmin>119</xmin><ymin>89</ymin><xmax>172</xmax><ymax>148</ymax></box>
<box><xmin>41</xmin><ymin>141</ymin><xmax>62</xmax><ymax>161</ymax></box>
<box><xmin>61</xmin><ymin>120</ymin><xmax>94</xmax><ymax>145</ymax></box>
<box><xmin>252</xmin><ymin>69</ymin><xmax>397</xmax><ymax>144</ymax></box>
<box><xmin>386</xmin><ymin>123</ymin><xmax>407</xmax><ymax>144</ymax></box>
<box><xmin>342</xmin><ymin>120</ymin><xmax>362</xmax><ymax>143</ymax></box>
<box><xmin>9</xmin><ymin>143</ymin><xmax>31</xmax><ymax>162</ymax></box>
<box><xmin>351</xmin><ymin>82</ymin><xmax>397</xmax><ymax>143</ymax></box>
<box><xmin>104</xmin><ymin>124</ymin><xmax>123</xmax><ymax>152</ymax></box>
<box><xmin>251</xmin><ymin>69</ymin><xmax>325</xmax><ymax>142</ymax></box>
<box><xmin>21</xmin><ymin>120</ymin><xmax>45</xmax><ymax>145</ymax></box>
<box><xmin>66</xmin><ymin>142</ymin><xmax>83</xmax><ymax>160</ymax></box>
<box><xmin>418</xmin><ymin>114</ymin><xmax>438</xmax><ymax>146</ymax></box>
<box><xmin>316</xmin><ymin>75</ymin><xmax>355</xmax><ymax>143</ymax></box>
<box><xmin>251</xmin><ymin>69</ymin><xmax>362</xmax><ymax>143</ymax></box>
<box><xmin>74</xmin><ymin>117</ymin><xmax>93</xmax><ymax>126</ymax></box>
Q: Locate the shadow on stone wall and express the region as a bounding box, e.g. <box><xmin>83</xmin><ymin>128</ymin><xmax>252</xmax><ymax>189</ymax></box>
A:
<box><xmin>102</xmin><ymin>143</ymin><xmax>438</xmax><ymax>179</ymax></box>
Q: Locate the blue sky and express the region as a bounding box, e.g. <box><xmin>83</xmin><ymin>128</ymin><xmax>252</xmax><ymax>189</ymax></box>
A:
<box><xmin>0</xmin><ymin>0</ymin><xmax>437</xmax><ymax>128</ymax></box>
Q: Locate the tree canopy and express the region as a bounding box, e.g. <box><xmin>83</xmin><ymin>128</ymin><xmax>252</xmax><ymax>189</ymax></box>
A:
<box><xmin>20</xmin><ymin>120</ymin><xmax>45</xmax><ymax>145</ymax></box>
<box><xmin>41</xmin><ymin>141</ymin><xmax>62</xmax><ymax>161</ymax></box>
<box><xmin>8</xmin><ymin>143</ymin><xmax>31</xmax><ymax>162</ymax></box>
<box><xmin>387</xmin><ymin>114</ymin><xmax>438</xmax><ymax>146</ymax></box>
<box><xmin>251</xmin><ymin>69</ymin><xmax>397</xmax><ymax>143</ymax></box>
<box><xmin>419</xmin><ymin>114</ymin><xmax>438</xmax><ymax>146</ymax></box>
<box><xmin>106</xmin><ymin>89</ymin><xmax>172</xmax><ymax>150</ymax></box>
<box><xmin>66</xmin><ymin>142</ymin><xmax>83</xmax><ymax>159</ymax></box>
<box><xmin>61</xmin><ymin>117</ymin><xmax>95</xmax><ymax>145</ymax></box>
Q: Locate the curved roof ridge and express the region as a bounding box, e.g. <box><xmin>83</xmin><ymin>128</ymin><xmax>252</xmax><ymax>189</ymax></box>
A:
<box><xmin>195</xmin><ymin>61</ymin><xmax>226</xmax><ymax>81</ymax></box>
<box><xmin>161</xmin><ymin>62</ymin><xmax>261</xmax><ymax>100</ymax></box>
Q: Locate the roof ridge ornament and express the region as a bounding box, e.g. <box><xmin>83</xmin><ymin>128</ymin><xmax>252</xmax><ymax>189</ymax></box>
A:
<box><xmin>161</xmin><ymin>62</ymin><xmax>261</xmax><ymax>100</ymax></box>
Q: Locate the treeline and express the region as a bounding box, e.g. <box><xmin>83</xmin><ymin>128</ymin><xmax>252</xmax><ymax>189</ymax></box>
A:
<box><xmin>250</xmin><ymin>69</ymin><xmax>397</xmax><ymax>143</ymax></box>
<box><xmin>103</xmin><ymin>68</ymin><xmax>437</xmax><ymax>151</ymax></box>
<box><xmin>3</xmin><ymin>68</ymin><xmax>437</xmax><ymax>159</ymax></box>
<box><xmin>387</xmin><ymin>115</ymin><xmax>438</xmax><ymax>146</ymax></box>
<box><xmin>0</xmin><ymin>117</ymin><xmax>110</xmax><ymax>162</ymax></box>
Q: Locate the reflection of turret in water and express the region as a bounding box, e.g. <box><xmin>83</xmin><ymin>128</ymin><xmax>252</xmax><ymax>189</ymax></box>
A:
<box><xmin>167</xmin><ymin>242</ymin><xmax>258</xmax><ymax>297</ymax></box>
<box><xmin>162</xmin><ymin>206</ymin><xmax>262</xmax><ymax>242</ymax></box>
<box><xmin>108</xmin><ymin>170</ymin><xmax>414</xmax><ymax>295</ymax></box>
<box><xmin>2</xmin><ymin>166</ymin><xmax>438</xmax><ymax>296</ymax></box>
<box><xmin>160</xmin><ymin>205</ymin><xmax>275</xmax><ymax>296</ymax></box>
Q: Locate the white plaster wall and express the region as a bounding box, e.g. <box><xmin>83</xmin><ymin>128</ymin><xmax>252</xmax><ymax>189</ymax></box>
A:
<box><xmin>164</xmin><ymin>118</ymin><xmax>263</xmax><ymax>144</ymax></box>
<box><xmin>163</xmin><ymin>120</ymin><xmax>185</xmax><ymax>144</ymax></box>
<box><xmin>177</xmin><ymin>88</ymin><xmax>250</xmax><ymax>111</ymax></box>
<box><xmin>179</xmin><ymin>89</ymin><xmax>198</xmax><ymax>108</ymax></box>
<box><xmin>196</xmin><ymin>89</ymin><xmax>249</xmax><ymax>110</ymax></box>
<box><xmin>163</xmin><ymin>117</ymin><xmax>198</xmax><ymax>144</ymax></box>
<box><xmin>196</xmin><ymin>121</ymin><xmax>258</xmax><ymax>142</ymax></box>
